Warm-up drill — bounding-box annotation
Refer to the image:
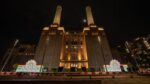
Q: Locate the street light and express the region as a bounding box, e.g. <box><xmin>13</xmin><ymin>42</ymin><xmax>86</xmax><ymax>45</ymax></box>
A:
<box><xmin>1</xmin><ymin>39</ymin><xmax>19</xmax><ymax>71</ymax></box>
<box><xmin>83</xmin><ymin>19</ymin><xmax>87</xmax><ymax>23</ymax></box>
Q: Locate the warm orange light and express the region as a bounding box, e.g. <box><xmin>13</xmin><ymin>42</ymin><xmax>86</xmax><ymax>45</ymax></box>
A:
<box><xmin>78</xmin><ymin>49</ymin><xmax>81</xmax><ymax>61</ymax></box>
<box><xmin>60</xmin><ymin>34</ymin><xmax>64</xmax><ymax>60</ymax></box>
<box><xmin>85</xmin><ymin>62</ymin><xmax>88</xmax><ymax>68</ymax></box>
<box><xmin>78</xmin><ymin>63</ymin><xmax>82</xmax><ymax>68</ymax></box>
<box><xmin>58</xmin><ymin>27</ymin><xmax>65</xmax><ymax>32</ymax></box>
<box><xmin>98</xmin><ymin>27</ymin><xmax>104</xmax><ymax>31</ymax></box>
<box><xmin>59</xmin><ymin>62</ymin><xmax>64</xmax><ymax>67</ymax></box>
<box><xmin>68</xmin><ymin>56</ymin><xmax>71</xmax><ymax>61</ymax></box>
<box><xmin>50</xmin><ymin>24</ymin><xmax>58</xmax><ymax>28</ymax></box>
<box><xmin>67</xmin><ymin>63</ymin><xmax>71</xmax><ymax>69</ymax></box>
<box><xmin>83</xmin><ymin>27</ymin><xmax>90</xmax><ymax>33</ymax></box>
<box><xmin>68</xmin><ymin>52</ymin><xmax>71</xmax><ymax>61</ymax></box>
<box><xmin>83</xmin><ymin>34</ymin><xmax>88</xmax><ymax>60</ymax></box>
<box><xmin>43</xmin><ymin>27</ymin><xmax>49</xmax><ymax>31</ymax></box>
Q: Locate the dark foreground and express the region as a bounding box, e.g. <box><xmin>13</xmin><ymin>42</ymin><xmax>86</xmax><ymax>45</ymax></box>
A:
<box><xmin>0</xmin><ymin>72</ymin><xmax>150</xmax><ymax>84</ymax></box>
<box><xmin>0</xmin><ymin>78</ymin><xmax>150</xmax><ymax>84</ymax></box>
<box><xmin>0</xmin><ymin>76</ymin><xmax>150</xmax><ymax>84</ymax></box>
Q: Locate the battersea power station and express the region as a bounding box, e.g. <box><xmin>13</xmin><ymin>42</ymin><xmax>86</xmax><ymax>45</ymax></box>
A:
<box><xmin>1</xmin><ymin>6</ymin><xmax>114</xmax><ymax>72</ymax></box>
<box><xmin>35</xmin><ymin>5</ymin><xmax>112</xmax><ymax>71</ymax></box>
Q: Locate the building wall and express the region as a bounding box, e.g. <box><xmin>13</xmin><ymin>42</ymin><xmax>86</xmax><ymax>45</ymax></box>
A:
<box><xmin>34</xmin><ymin>29</ymin><xmax>63</xmax><ymax>71</ymax></box>
<box><xmin>85</xmin><ymin>31</ymin><xmax>112</xmax><ymax>70</ymax></box>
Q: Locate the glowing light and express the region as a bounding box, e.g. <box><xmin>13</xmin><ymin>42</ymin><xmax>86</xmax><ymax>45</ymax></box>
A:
<box><xmin>58</xmin><ymin>27</ymin><xmax>64</xmax><ymax>32</ymax></box>
<box><xmin>98</xmin><ymin>27</ymin><xmax>104</xmax><ymax>31</ymax></box>
<box><xmin>59</xmin><ymin>62</ymin><xmax>64</xmax><ymax>67</ymax></box>
<box><xmin>103</xmin><ymin>60</ymin><xmax>128</xmax><ymax>72</ymax></box>
<box><xmin>109</xmin><ymin>59</ymin><xmax>121</xmax><ymax>72</ymax></box>
<box><xmin>98</xmin><ymin>36</ymin><xmax>101</xmax><ymax>42</ymax></box>
<box><xmin>68</xmin><ymin>52</ymin><xmax>71</xmax><ymax>61</ymax></box>
<box><xmin>43</xmin><ymin>27</ymin><xmax>49</xmax><ymax>30</ymax></box>
<box><xmin>78</xmin><ymin>56</ymin><xmax>81</xmax><ymax>61</ymax></box>
<box><xmin>83</xmin><ymin>19</ymin><xmax>87</xmax><ymax>23</ymax></box>
<box><xmin>68</xmin><ymin>56</ymin><xmax>71</xmax><ymax>60</ymax></box>
<box><xmin>71</xmin><ymin>63</ymin><xmax>77</xmax><ymax>67</ymax></box>
<box><xmin>78</xmin><ymin>49</ymin><xmax>81</xmax><ymax>61</ymax></box>
<box><xmin>143</xmin><ymin>39</ymin><xmax>150</xmax><ymax>49</ymax></box>
<box><xmin>66</xmin><ymin>45</ymin><xmax>68</xmax><ymax>48</ymax></box>
<box><xmin>78</xmin><ymin>63</ymin><xmax>82</xmax><ymax>68</ymax></box>
<box><xmin>16</xmin><ymin>60</ymin><xmax>43</xmax><ymax>72</ymax></box>
<box><xmin>83</xmin><ymin>27</ymin><xmax>90</xmax><ymax>32</ymax></box>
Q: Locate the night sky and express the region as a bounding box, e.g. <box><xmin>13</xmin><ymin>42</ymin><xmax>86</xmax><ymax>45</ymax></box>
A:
<box><xmin>0</xmin><ymin>0</ymin><xmax>150</xmax><ymax>56</ymax></box>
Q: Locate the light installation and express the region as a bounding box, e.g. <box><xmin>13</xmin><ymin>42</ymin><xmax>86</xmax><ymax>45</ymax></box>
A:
<box><xmin>103</xmin><ymin>59</ymin><xmax>128</xmax><ymax>72</ymax></box>
<box><xmin>16</xmin><ymin>60</ymin><xmax>43</xmax><ymax>72</ymax></box>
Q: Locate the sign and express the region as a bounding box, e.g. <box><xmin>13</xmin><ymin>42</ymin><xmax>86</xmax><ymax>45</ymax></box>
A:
<box><xmin>109</xmin><ymin>59</ymin><xmax>121</xmax><ymax>72</ymax></box>
<box><xmin>103</xmin><ymin>59</ymin><xmax>128</xmax><ymax>72</ymax></box>
<box><xmin>16</xmin><ymin>60</ymin><xmax>43</xmax><ymax>72</ymax></box>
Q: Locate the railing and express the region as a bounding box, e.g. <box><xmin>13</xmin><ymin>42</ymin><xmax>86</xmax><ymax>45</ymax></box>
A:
<box><xmin>0</xmin><ymin>71</ymin><xmax>144</xmax><ymax>80</ymax></box>
<box><xmin>0</xmin><ymin>71</ymin><xmax>135</xmax><ymax>77</ymax></box>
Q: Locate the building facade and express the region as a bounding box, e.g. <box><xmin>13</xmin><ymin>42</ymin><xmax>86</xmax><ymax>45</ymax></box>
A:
<box><xmin>34</xmin><ymin>6</ymin><xmax>113</xmax><ymax>72</ymax></box>
<box><xmin>124</xmin><ymin>36</ymin><xmax>150</xmax><ymax>71</ymax></box>
<box><xmin>1</xmin><ymin>6</ymin><xmax>113</xmax><ymax>72</ymax></box>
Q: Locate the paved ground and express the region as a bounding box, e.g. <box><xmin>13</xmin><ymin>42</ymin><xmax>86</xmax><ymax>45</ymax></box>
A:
<box><xmin>101</xmin><ymin>77</ymin><xmax>150</xmax><ymax>84</ymax></box>
<box><xmin>0</xmin><ymin>74</ymin><xmax>150</xmax><ymax>84</ymax></box>
<box><xmin>1</xmin><ymin>78</ymin><xmax>150</xmax><ymax>84</ymax></box>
